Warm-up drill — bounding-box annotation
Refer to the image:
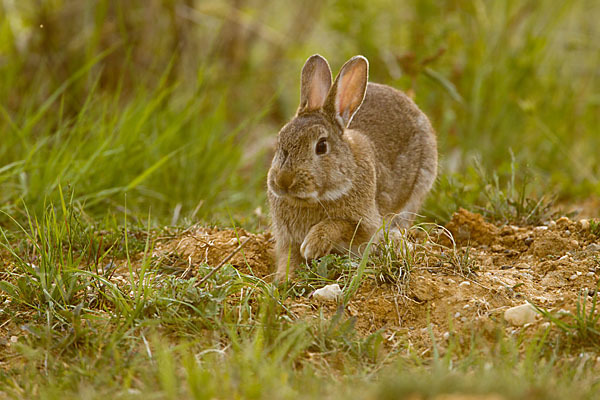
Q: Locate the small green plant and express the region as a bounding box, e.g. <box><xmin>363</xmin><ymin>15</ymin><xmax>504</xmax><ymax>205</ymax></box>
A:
<box><xmin>590</xmin><ymin>219</ymin><xmax>600</xmax><ymax>237</ymax></box>
<box><xmin>474</xmin><ymin>153</ymin><xmax>556</xmax><ymax>226</ymax></box>
<box><xmin>537</xmin><ymin>282</ymin><xmax>600</xmax><ymax>349</ymax></box>
<box><xmin>290</xmin><ymin>254</ymin><xmax>357</xmax><ymax>297</ymax></box>
<box><xmin>440</xmin><ymin>244</ymin><xmax>477</xmax><ymax>278</ymax></box>
<box><xmin>370</xmin><ymin>227</ymin><xmax>414</xmax><ymax>286</ymax></box>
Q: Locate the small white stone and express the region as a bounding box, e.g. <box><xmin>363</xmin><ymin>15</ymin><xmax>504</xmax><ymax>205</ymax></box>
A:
<box><xmin>515</xmin><ymin>262</ymin><xmax>530</xmax><ymax>269</ymax></box>
<box><xmin>559</xmin><ymin>255</ymin><xmax>569</xmax><ymax>261</ymax></box>
<box><xmin>586</xmin><ymin>272</ymin><xmax>595</xmax><ymax>277</ymax></box>
<box><xmin>226</xmin><ymin>238</ymin><xmax>238</xmax><ymax>246</ymax></box>
<box><xmin>569</xmin><ymin>274</ymin><xmax>579</xmax><ymax>281</ymax></box>
<box><xmin>535</xmin><ymin>226</ymin><xmax>548</xmax><ymax>231</ymax></box>
<box><xmin>443</xmin><ymin>332</ymin><xmax>450</xmax><ymax>340</ymax></box>
<box><xmin>10</xmin><ymin>336</ymin><xmax>18</xmax><ymax>343</ymax></box>
<box><xmin>454</xmin><ymin>312</ymin><xmax>461</xmax><ymax>318</ymax></box>
<box><xmin>576</xmin><ymin>271</ymin><xmax>582</xmax><ymax>276</ymax></box>
<box><xmin>504</xmin><ymin>303</ymin><xmax>538</xmax><ymax>326</ymax></box>
<box><xmin>579</xmin><ymin>219</ymin><xmax>590</xmax><ymax>230</ymax></box>
<box><xmin>547</xmin><ymin>221</ymin><xmax>557</xmax><ymax>229</ymax></box>
<box><xmin>312</xmin><ymin>284</ymin><xmax>342</xmax><ymax>302</ymax></box>
<box><xmin>459</xmin><ymin>281</ymin><xmax>471</xmax><ymax>287</ymax></box>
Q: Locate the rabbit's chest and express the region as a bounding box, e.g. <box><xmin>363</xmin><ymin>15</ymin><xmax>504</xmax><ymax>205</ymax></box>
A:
<box><xmin>274</xmin><ymin>201</ymin><xmax>328</xmax><ymax>243</ymax></box>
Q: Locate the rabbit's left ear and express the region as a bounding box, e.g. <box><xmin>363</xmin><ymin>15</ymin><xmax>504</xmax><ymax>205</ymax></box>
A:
<box><xmin>299</xmin><ymin>54</ymin><xmax>332</xmax><ymax>113</ymax></box>
<box><xmin>324</xmin><ymin>56</ymin><xmax>368</xmax><ymax>129</ymax></box>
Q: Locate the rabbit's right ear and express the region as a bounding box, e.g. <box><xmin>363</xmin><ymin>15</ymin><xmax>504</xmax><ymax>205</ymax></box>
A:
<box><xmin>298</xmin><ymin>55</ymin><xmax>332</xmax><ymax>114</ymax></box>
<box><xmin>323</xmin><ymin>56</ymin><xmax>368</xmax><ymax>129</ymax></box>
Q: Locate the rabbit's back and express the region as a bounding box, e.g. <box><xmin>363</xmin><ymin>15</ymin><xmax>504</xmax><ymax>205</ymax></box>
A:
<box><xmin>350</xmin><ymin>83</ymin><xmax>437</xmax><ymax>218</ymax></box>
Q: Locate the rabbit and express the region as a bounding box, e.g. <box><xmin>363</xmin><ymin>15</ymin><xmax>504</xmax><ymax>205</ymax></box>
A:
<box><xmin>267</xmin><ymin>54</ymin><xmax>437</xmax><ymax>280</ymax></box>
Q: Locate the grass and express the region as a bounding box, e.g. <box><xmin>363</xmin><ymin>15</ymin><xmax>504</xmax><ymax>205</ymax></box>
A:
<box><xmin>1</xmin><ymin>198</ymin><xmax>600</xmax><ymax>398</ymax></box>
<box><xmin>1</xmin><ymin>0</ymin><xmax>600</xmax><ymax>398</ymax></box>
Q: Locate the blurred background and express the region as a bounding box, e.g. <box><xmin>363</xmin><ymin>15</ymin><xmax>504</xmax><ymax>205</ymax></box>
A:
<box><xmin>0</xmin><ymin>0</ymin><xmax>598</xmax><ymax>228</ymax></box>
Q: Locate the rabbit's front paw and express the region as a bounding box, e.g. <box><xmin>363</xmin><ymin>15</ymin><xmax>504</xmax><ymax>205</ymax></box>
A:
<box><xmin>300</xmin><ymin>227</ymin><xmax>334</xmax><ymax>260</ymax></box>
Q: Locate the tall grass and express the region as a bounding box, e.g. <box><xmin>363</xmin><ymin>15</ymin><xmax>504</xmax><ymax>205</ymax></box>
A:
<box><xmin>1</xmin><ymin>0</ymin><xmax>599</xmax><ymax>226</ymax></box>
<box><xmin>0</xmin><ymin>61</ymin><xmax>260</xmax><ymax>224</ymax></box>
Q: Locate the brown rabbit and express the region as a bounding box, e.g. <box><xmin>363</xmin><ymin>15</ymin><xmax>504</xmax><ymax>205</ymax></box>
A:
<box><xmin>268</xmin><ymin>54</ymin><xmax>437</xmax><ymax>280</ymax></box>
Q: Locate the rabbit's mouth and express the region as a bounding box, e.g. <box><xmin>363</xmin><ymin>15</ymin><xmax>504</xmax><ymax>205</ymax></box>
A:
<box><xmin>275</xmin><ymin>189</ymin><xmax>318</xmax><ymax>203</ymax></box>
<box><xmin>269</xmin><ymin>182</ymin><xmax>318</xmax><ymax>203</ymax></box>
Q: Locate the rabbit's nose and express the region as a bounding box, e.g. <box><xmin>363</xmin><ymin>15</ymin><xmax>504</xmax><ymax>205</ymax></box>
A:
<box><xmin>276</xmin><ymin>171</ymin><xmax>295</xmax><ymax>190</ymax></box>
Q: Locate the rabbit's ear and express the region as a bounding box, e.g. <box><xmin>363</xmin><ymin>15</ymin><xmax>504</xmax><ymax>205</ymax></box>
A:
<box><xmin>324</xmin><ymin>56</ymin><xmax>368</xmax><ymax>129</ymax></box>
<box><xmin>299</xmin><ymin>54</ymin><xmax>332</xmax><ymax>113</ymax></box>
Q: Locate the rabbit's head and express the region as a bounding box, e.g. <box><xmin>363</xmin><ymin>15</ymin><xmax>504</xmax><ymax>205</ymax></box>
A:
<box><xmin>267</xmin><ymin>55</ymin><xmax>369</xmax><ymax>204</ymax></box>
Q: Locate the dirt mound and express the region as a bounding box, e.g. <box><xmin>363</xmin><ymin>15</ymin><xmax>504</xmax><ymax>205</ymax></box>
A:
<box><xmin>153</xmin><ymin>226</ymin><xmax>274</xmax><ymax>277</ymax></box>
<box><xmin>445</xmin><ymin>208</ymin><xmax>499</xmax><ymax>246</ymax></box>
<box><xmin>152</xmin><ymin>212</ymin><xmax>599</xmax><ymax>351</ymax></box>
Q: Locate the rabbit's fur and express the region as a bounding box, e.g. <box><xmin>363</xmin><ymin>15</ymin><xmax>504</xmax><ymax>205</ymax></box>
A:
<box><xmin>268</xmin><ymin>55</ymin><xmax>437</xmax><ymax>280</ymax></box>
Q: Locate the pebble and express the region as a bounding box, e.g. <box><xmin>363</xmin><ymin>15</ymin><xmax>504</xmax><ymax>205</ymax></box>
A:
<box><xmin>226</xmin><ymin>238</ymin><xmax>239</xmax><ymax>246</ymax></box>
<box><xmin>579</xmin><ymin>219</ymin><xmax>590</xmax><ymax>230</ymax></box>
<box><xmin>515</xmin><ymin>262</ymin><xmax>530</xmax><ymax>270</ymax></box>
<box><xmin>443</xmin><ymin>332</ymin><xmax>450</xmax><ymax>340</ymax></box>
<box><xmin>535</xmin><ymin>226</ymin><xmax>548</xmax><ymax>231</ymax></box>
<box><xmin>312</xmin><ymin>284</ymin><xmax>342</xmax><ymax>302</ymax></box>
<box><xmin>10</xmin><ymin>336</ymin><xmax>18</xmax><ymax>343</ymax></box>
<box><xmin>504</xmin><ymin>303</ymin><xmax>538</xmax><ymax>326</ymax></box>
<box><xmin>547</xmin><ymin>221</ymin><xmax>557</xmax><ymax>229</ymax></box>
<box><xmin>586</xmin><ymin>243</ymin><xmax>600</xmax><ymax>252</ymax></box>
<box><xmin>586</xmin><ymin>272</ymin><xmax>595</xmax><ymax>277</ymax></box>
<box><xmin>454</xmin><ymin>312</ymin><xmax>461</xmax><ymax>318</ymax></box>
<box><xmin>569</xmin><ymin>274</ymin><xmax>579</xmax><ymax>281</ymax></box>
<box><xmin>459</xmin><ymin>281</ymin><xmax>471</xmax><ymax>287</ymax></box>
<box><xmin>557</xmin><ymin>217</ymin><xmax>570</xmax><ymax>226</ymax></box>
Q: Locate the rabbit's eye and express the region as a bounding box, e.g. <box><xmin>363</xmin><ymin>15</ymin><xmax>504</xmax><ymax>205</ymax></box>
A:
<box><xmin>315</xmin><ymin>138</ymin><xmax>328</xmax><ymax>155</ymax></box>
